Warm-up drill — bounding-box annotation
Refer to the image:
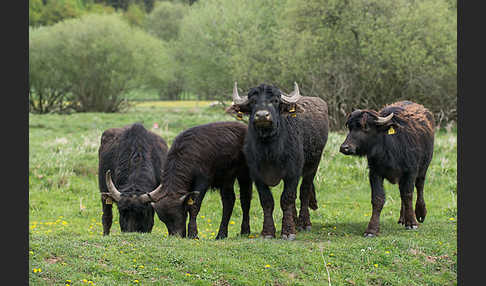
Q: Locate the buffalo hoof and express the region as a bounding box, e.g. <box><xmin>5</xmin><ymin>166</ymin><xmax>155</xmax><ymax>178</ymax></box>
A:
<box><xmin>263</xmin><ymin>235</ymin><xmax>274</xmax><ymax>239</ymax></box>
<box><xmin>405</xmin><ymin>225</ymin><xmax>418</xmax><ymax>230</ymax></box>
<box><xmin>297</xmin><ymin>225</ymin><xmax>312</xmax><ymax>232</ymax></box>
<box><xmin>281</xmin><ymin>233</ymin><xmax>296</xmax><ymax>241</ymax></box>
<box><xmin>363</xmin><ymin>232</ymin><xmax>377</xmax><ymax>238</ymax></box>
<box><xmin>215</xmin><ymin>234</ymin><xmax>227</xmax><ymax>240</ymax></box>
<box><xmin>415</xmin><ymin>207</ymin><xmax>427</xmax><ymax>223</ymax></box>
<box><xmin>240</xmin><ymin>227</ymin><xmax>251</xmax><ymax>235</ymax></box>
<box><xmin>187</xmin><ymin>233</ymin><xmax>198</xmax><ymax>239</ymax></box>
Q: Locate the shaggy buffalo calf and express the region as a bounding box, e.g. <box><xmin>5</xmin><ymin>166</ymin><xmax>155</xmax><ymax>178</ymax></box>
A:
<box><xmin>151</xmin><ymin>121</ymin><xmax>252</xmax><ymax>239</ymax></box>
<box><xmin>98</xmin><ymin>123</ymin><xmax>168</xmax><ymax>235</ymax></box>
<box><xmin>227</xmin><ymin>82</ymin><xmax>329</xmax><ymax>240</ymax></box>
<box><xmin>340</xmin><ymin>101</ymin><xmax>435</xmax><ymax>237</ymax></box>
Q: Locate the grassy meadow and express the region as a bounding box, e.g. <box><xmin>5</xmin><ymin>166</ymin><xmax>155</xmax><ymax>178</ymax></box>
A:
<box><xmin>29</xmin><ymin>101</ymin><xmax>457</xmax><ymax>285</ymax></box>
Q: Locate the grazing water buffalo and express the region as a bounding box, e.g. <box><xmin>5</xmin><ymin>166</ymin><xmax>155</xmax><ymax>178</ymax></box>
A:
<box><xmin>151</xmin><ymin>121</ymin><xmax>252</xmax><ymax>239</ymax></box>
<box><xmin>340</xmin><ymin>101</ymin><xmax>435</xmax><ymax>237</ymax></box>
<box><xmin>226</xmin><ymin>82</ymin><xmax>329</xmax><ymax>240</ymax></box>
<box><xmin>98</xmin><ymin>123</ymin><xmax>168</xmax><ymax>235</ymax></box>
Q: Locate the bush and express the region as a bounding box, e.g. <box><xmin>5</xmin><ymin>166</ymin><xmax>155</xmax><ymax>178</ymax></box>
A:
<box><xmin>144</xmin><ymin>1</ymin><xmax>188</xmax><ymax>42</ymax></box>
<box><xmin>176</xmin><ymin>0</ymin><xmax>284</xmax><ymax>100</ymax></box>
<box><xmin>123</xmin><ymin>3</ymin><xmax>146</xmax><ymax>27</ymax></box>
<box><xmin>29</xmin><ymin>14</ymin><xmax>174</xmax><ymax>113</ymax></box>
<box><xmin>29</xmin><ymin>26</ymin><xmax>73</xmax><ymax>113</ymax></box>
<box><xmin>278</xmin><ymin>0</ymin><xmax>457</xmax><ymax>129</ymax></box>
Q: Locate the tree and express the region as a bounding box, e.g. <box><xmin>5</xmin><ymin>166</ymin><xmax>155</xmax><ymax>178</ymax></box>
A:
<box><xmin>278</xmin><ymin>0</ymin><xmax>457</xmax><ymax>129</ymax></box>
<box><xmin>29</xmin><ymin>14</ymin><xmax>174</xmax><ymax>113</ymax></box>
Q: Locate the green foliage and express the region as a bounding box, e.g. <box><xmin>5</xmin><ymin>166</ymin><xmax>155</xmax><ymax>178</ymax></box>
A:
<box><xmin>122</xmin><ymin>3</ymin><xmax>146</xmax><ymax>27</ymax></box>
<box><xmin>29</xmin><ymin>26</ymin><xmax>73</xmax><ymax>114</ymax></box>
<box><xmin>29</xmin><ymin>14</ymin><xmax>174</xmax><ymax>113</ymax></box>
<box><xmin>278</xmin><ymin>0</ymin><xmax>457</xmax><ymax>129</ymax></box>
<box><xmin>29</xmin><ymin>0</ymin><xmax>45</xmax><ymax>26</ymax></box>
<box><xmin>29</xmin><ymin>104</ymin><xmax>457</xmax><ymax>285</ymax></box>
<box><xmin>29</xmin><ymin>0</ymin><xmax>116</xmax><ymax>27</ymax></box>
<box><xmin>144</xmin><ymin>1</ymin><xmax>188</xmax><ymax>42</ymax></box>
<box><xmin>29</xmin><ymin>0</ymin><xmax>457</xmax><ymax>129</ymax></box>
<box><xmin>37</xmin><ymin>0</ymin><xmax>85</xmax><ymax>26</ymax></box>
<box><xmin>177</xmin><ymin>0</ymin><xmax>285</xmax><ymax>99</ymax></box>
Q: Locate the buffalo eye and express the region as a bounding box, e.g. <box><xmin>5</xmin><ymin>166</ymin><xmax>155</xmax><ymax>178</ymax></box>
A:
<box><xmin>271</xmin><ymin>98</ymin><xmax>279</xmax><ymax>105</ymax></box>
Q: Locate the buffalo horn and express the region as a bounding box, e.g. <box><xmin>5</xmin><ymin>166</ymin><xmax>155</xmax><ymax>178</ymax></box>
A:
<box><xmin>105</xmin><ymin>170</ymin><xmax>122</xmax><ymax>202</ymax></box>
<box><xmin>140</xmin><ymin>184</ymin><xmax>163</xmax><ymax>203</ymax></box>
<box><xmin>375</xmin><ymin>113</ymin><xmax>394</xmax><ymax>125</ymax></box>
<box><xmin>281</xmin><ymin>82</ymin><xmax>302</xmax><ymax>103</ymax></box>
<box><xmin>232</xmin><ymin>81</ymin><xmax>248</xmax><ymax>105</ymax></box>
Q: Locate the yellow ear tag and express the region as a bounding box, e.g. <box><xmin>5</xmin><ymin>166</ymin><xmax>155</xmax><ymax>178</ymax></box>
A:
<box><xmin>106</xmin><ymin>197</ymin><xmax>113</xmax><ymax>205</ymax></box>
<box><xmin>237</xmin><ymin>111</ymin><xmax>243</xmax><ymax>120</ymax></box>
<box><xmin>291</xmin><ymin>114</ymin><xmax>297</xmax><ymax>118</ymax></box>
<box><xmin>187</xmin><ymin>197</ymin><xmax>194</xmax><ymax>205</ymax></box>
<box><xmin>388</xmin><ymin>126</ymin><xmax>396</xmax><ymax>135</ymax></box>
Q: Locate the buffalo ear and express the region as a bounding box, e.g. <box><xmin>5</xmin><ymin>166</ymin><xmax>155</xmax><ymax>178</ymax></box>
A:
<box><xmin>178</xmin><ymin>191</ymin><xmax>200</xmax><ymax>206</ymax></box>
<box><xmin>280</xmin><ymin>102</ymin><xmax>305</xmax><ymax>115</ymax></box>
<box><xmin>225</xmin><ymin>103</ymin><xmax>251</xmax><ymax>115</ymax></box>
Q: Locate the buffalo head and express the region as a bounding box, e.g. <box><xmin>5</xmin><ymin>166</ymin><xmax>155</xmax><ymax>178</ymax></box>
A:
<box><xmin>152</xmin><ymin>191</ymin><xmax>199</xmax><ymax>237</ymax></box>
<box><xmin>340</xmin><ymin>110</ymin><xmax>395</xmax><ymax>156</ymax></box>
<box><xmin>226</xmin><ymin>82</ymin><xmax>305</xmax><ymax>138</ymax></box>
<box><xmin>103</xmin><ymin>170</ymin><xmax>162</xmax><ymax>233</ymax></box>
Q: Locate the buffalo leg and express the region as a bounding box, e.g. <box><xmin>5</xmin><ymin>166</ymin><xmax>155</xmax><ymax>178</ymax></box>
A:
<box><xmin>255</xmin><ymin>181</ymin><xmax>276</xmax><ymax>238</ymax></box>
<box><xmin>280</xmin><ymin>177</ymin><xmax>299</xmax><ymax>240</ymax></box>
<box><xmin>216</xmin><ymin>186</ymin><xmax>236</xmax><ymax>240</ymax></box>
<box><xmin>237</xmin><ymin>173</ymin><xmax>252</xmax><ymax>235</ymax></box>
<box><xmin>399</xmin><ymin>174</ymin><xmax>419</xmax><ymax>230</ymax></box>
<box><xmin>297</xmin><ymin>171</ymin><xmax>318</xmax><ymax>231</ymax></box>
<box><xmin>415</xmin><ymin>177</ymin><xmax>427</xmax><ymax>223</ymax></box>
<box><xmin>101</xmin><ymin>196</ymin><xmax>113</xmax><ymax>236</ymax></box>
<box><xmin>187</xmin><ymin>182</ymin><xmax>209</xmax><ymax>239</ymax></box>
<box><xmin>398</xmin><ymin>199</ymin><xmax>406</xmax><ymax>225</ymax></box>
<box><xmin>364</xmin><ymin>172</ymin><xmax>385</xmax><ymax>237</ymax></box>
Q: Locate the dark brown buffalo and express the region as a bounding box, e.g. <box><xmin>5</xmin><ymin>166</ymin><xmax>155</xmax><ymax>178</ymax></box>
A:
<box><xmin>98</xmin><ymin>123</ymin><xmax>168</xmax><ymax>235</ymax></box>
<box><xmin>340</xmin><ymin>101</ymin><xmax>435</xmax><ymax>237</ymax></box>
<box><xmin>226</xmin><ymin>82</ymin><xmax>329</xmax><ymax>240</ymax></box>
<box><xmin>150</xmin><ymin>121</ymin><xmax>252</xmax><ymax>239</ymax></box>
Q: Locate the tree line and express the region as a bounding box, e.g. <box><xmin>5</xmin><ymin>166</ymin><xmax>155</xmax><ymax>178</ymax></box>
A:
<box><xmin>29</xmin><ymin>0</ymin><xmax>457</xmax><ymax>130</ymax></box>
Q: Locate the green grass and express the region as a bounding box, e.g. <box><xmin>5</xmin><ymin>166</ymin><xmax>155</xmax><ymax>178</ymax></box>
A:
<box><xmin>29</xmin><ymin>101</ymin><xmax>457</xmax><ymax>285</ymax></box>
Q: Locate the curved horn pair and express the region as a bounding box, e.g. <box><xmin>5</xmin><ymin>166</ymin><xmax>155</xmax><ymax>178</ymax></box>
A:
<box><xmin>232</xmin><ymin>82</ymin><xmax>302</xmax><ymax>105</ymax></box>
<box><xmin>105</xmin><ymin>170</ymin><xmax>163</xmax><ymax>203</ymax></box>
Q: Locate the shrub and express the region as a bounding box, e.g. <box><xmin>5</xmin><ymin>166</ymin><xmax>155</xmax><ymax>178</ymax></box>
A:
<box><xmin>176</xmin><ymin>0</ymin><xmax>284</xmax><ymax>100</ymax></box>
<box><xmin>29</xmin><ymin>14</ymin><xmax>174</xmax><ymax>113</ymax></box>
<box><xmin>29</xmin><ymin>26</ymin><xmax>73</xmax><ymax>114</ymax></box>
<box><xmin>278</xmin><ymin>0</ymin><xmax>457</xmax><ymax>129</ymax></box>
<box><xmin>123</xmin><ymin>3</ymin><xmax>146</xmax><ymax>27</ymax></box>
<box><xmin>144</xmin><ymin>1</ymin><xmax>188</xmax><ymax>42</ymax></box>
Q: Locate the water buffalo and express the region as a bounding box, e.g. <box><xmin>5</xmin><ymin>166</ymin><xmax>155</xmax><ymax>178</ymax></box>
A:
<box><xmin>151</xmin><ymin>121</ymin><xmax>252</xmax><ymax>239</ymax></box>
<box><xmin>98</xmin><ymin>123</ymin><xmax>168</xmax><ymax>235</ymax></box>
<box><xmin>340</xmin><ymin>101</ymin><xmax>435</xmax><ymax>237</ymax></box>
<box><xmin>226</xmin><ymin>82</ymin><xmax>329</xmax><ymax>240</ymax></box>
